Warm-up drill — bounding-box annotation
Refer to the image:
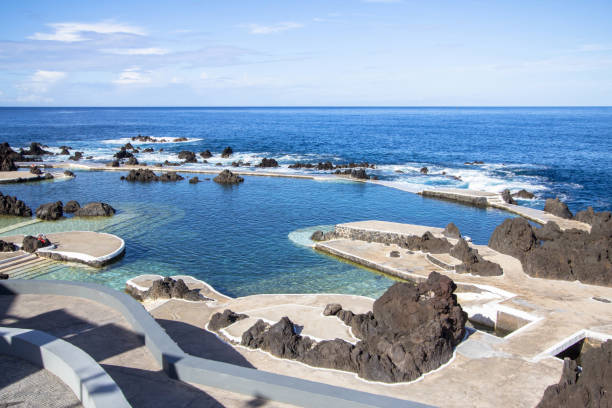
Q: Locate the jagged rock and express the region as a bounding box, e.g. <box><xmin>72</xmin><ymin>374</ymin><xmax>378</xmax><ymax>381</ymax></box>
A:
<box><xmin>142</xmin><ymin>148</ymin><xmax>154</xmax><ymax>153</ymax></box>
<box><xmin>63</xmin><ymin>170</ymin><xmax>75</xmax><ymax>177</ymax></box>
<box><xmin>126</xmin><ymin>157</ymin><xmax>139</xmax><ymax>165</ymax></box>
<box><xmin>74</xmin><ymin>202</ymin><xmax>115</xmax><ymax>217</ymax></box>
<box><xmin>402</xmin><ymin>231</ymin><xmax>452</xmax><ymax>254</ymax></box>
<box><xmin>43</xmin><ymin>173</ymin><xmax>54</xmax><ymax>180</ymax></box>
<box><xmin>213</xmin><ymin>170</ymin><xmax>244</xmax><ymax>184</ymax></box>
<box><xmin>0</xmin><ymin>192</ymin><xmax>32</xmax><ymax>217</ymax></box>
<box><xmin>310</xmin><ymin>230</ymin><xmax>337</xmax><ymax>242</ymax></box>
<box><xmin>114</xmin><ymin>147</ymin><xmax>133</xmax><ymax>160</ymax></box>
<box><xmin>241</xmin><ymin>272</ymin><xmax>467</xmax><ymax>383</ymax></box>
<box><xmin>132</xmin><ymin>135</ymin><xmax>157</xmax><ymax>143</ymax></box>
<box><xmin>501</xmin><ymin>189</ymin><xmax>516</xmax><ymax>204</ymax></box>
<box><xmin>58</xmin><ymin>147</ymin><xmax>70</xmax><ymax>155</ymax></box>
<box><xmin>420</xmin><ymin>167</ymin><xmax>428</xmax><ymax>174</ymax></box>
<box><xmin>123</xmin><ymin>169</ymin><xmax>159</xmax><ymax>182</ymax></box>
<box><xmin>178</xmin><ymin>151</ymin><xmax>197</xmax><ymax>163</ymax></box>
<box><xmin>69</xmin><ymin>152</ymin><xmax>83</xmax><ymax>161</ymax></box>
<box><xmin>124</xmin><ymin>143</ymin><xmax>135</xmax><ymax>150</ymax></box>
<box><xmin>537</xmin><ymin>340</ymin><xmax>612</xmax><ymax>408</ymax></box>
<box><xmin>488</xmin><ymin>218</ymin><xmax>538</xmax><ymax>262</ymax></box>
<box><xmin>350</xmin><ymin>169</ymin><xmax>368</xmax><ymax>179</ymax></box>
<box><xmin>22</xmin><ymin>142</ymin><xmax>51</xmax><ymax>156</ymax></box>
<box><xmin>534</xmin><ymin>221</ymin><xmax>562</xmax><ymax>241</ymax></box>
<box><xmin>209</xmin><ymin>309</ymin><xmax>249</xmax><ymax>331</ymax></box>
<box><xmin>221</xmin><ymin>146</ymin><xmax>233</xmax><ymax>158</ymax></box>
<box><xmin>22</xmin><ymin>235</ymin><xmax>51</xmax><ymax>253</ymax></box>
<box><xmin>0</xmin><ymin>240</ymin><xmax>17</xmax><ymax>252</ymax></box>
<box><xmin>163</xmin><ymin>160</ymin><xmax>181</xmax><ymax>166</ymax></box>
<box><xmin>544</xmin><ymin>198</ymin><xmax>573</xmax><ymax>219</ymax></box>
<box><xmin>146</xmin><ymin>277</ymin><xmax>205</xmax><ymax>301</ymax></box>
<box><xmin>174</xmin><ymin>137</ymin><xmax>188</xmax><ymax>142</ymax></box>
<box><xmin>389</xmin><ymin>250</ymin><xmax>400</xmax><ymax>257</ymax></box>
<box><xmin>257</xmin><ymin>158</ymin><xmax>279</xmax><ymax>168</ymax></box>
<box><xmin>0</xmin><ymin>157</ymin><xmax>17</xmax><ymax>171</ymax></box>
<box><xmin>35</xmin><ymin>201</ymin><xmax>63</xmax><ymax>221</ymax></box>
<box><xmin>0</xmin><ymin>273</ymin><xmax>7</xmax><ymax>280</ymax></box>
<box><xmin>189</xmin><ymin>177</ymin><xmax>200</xmax><ymax>184</ymax></box>
<box><xmin>64</xmin><ymin>200</ymin><xmax>80</xmax><ymax>213</ymax></box>
<box><xmin>200</xmin><ymin>150</ymin><xmax>212</xmax><ymax>158</ymax></box>
<box><xmin>323</xmin><ymin>303</ymin><xmax>342</xmax><ymax>316</ymax></box>
<box><xmin>451</xmin><ymin>239</ymin><xmax>503</xmax><ymax>276</ymax></box>
<box><xmin>442</xmin><ymin>222</ymin><xmax>461</xmax><ymax>239</ymax></box>
<box><xmin>159</xmin><ymin>172</ymin><xmax>184</xmax><ymax>182</ymax></box>
<box><xmin>512</xmin><ymin>189</ymin><xmax>535</xmax><ymax>199</ymax></box>
<box><xmin>29</xmin><ymin>166</ymin><xmax>42</xmax><ymax>175</ymax></box>
<box><xmin>106</xmin><ymin>160</ymin><xmax>120</xmax><ymax>167</ymax></box>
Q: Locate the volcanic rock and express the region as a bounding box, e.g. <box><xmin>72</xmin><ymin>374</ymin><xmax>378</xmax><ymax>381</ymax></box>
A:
<box><xmin>501</xmin><ymin>189</ymin><xmax>516</xmax><ymax>204</ymax></box>
<box><xmin>0</xmin><ymin>192</ymin><xmax>32</xmax><ymax>217</ymax></box>
<box><xmin>64</xmin><ymin>200</ymin><xmax>80</xmax><ymax>213</ymax></box>
<box><xmin>0</xmin><ymin>273</ymin><xmax>7</xmax><ymax>280</ymax></box>
<box><xmin>63</xmin><ymin>170</ymin><xmax>75</xmax><ymax>177</ymax></box>
<box><xmin>142</xmin><ymin>148</ymin><xmax>154</xmax><ymax>153</ymax></box>
<box><xmin>0</xmin><ymin>240</ymin><xmax>17</xmax><ymax>252</ymax></box>
<box><xmin>537</xmin><ymin>340</ymin><xmax>612</xmax><ymax>408</ymax></box>
<box><xmin>69</xmin><ymin>152</ymin><xmax>83</xmax><ymax>161</ymax></box>
<box><xmin>178</xmin><ymin>151</ymin><xmax>197</xmax><ymax>163</ymax></box>
<box><xmin>163</xmin><ymin>160</ymin><xmax>181</xmax><ymax>166</ymax></box>
<box><xmin>442</xmin><ymin>222</ymin><xmax>461</xmax><ymax>239</ymax></box>
<box><xmin>310</xmin><ymin>230</ymin><xmax>337</xmax><ymax>241</ymax></box>
<box><xmin>350</xmin><ymin>168</ymin><xmax>368</xmax><ymax>179</ymax></box>
<box><xmin>125</xmin><ymin>157</ymin><xmax>139</xmax><ymax>165</ymax></box>
<box><xmin>420</xmin><ymin>167</ymin><xmax>428</xmax><ymax>174</ymax></box>
<box><xmin>22</xmin><ymin>142</ymin><xmax>51</xmax><ymax>156</ymax></box>
<box><xmin>213</xmin><ymin>170</ymin><xmax>243</xmax><ymax>184</ymax></box>
<box><xmin>0</xmin><ymin>157</ymin><xmax>17</xmax><ymax>171</ymax></box>
<box><xmin>74</xmin><ymin>202</ymin><xmax>115</xmax><ymax>217</ymax></box>
<box><xmin>323</xmin><ymin>303</ymin><xmax>342</xmax><ymax>316</ymax></box>
<box><xmin>200</xmin><ymin>150</ymin><xmax>212</xmax><ymax>158</ymax></box>
<box><xmin>189</xmin><ymin>177</ymin><xmax>200</xmax><ymax>184</ymax></box>
<box><xmin>257</xmin><ymin>158</ymin><xmax>279</xmax><ymax>168</ymax></box>
<box><xmin>59</xmin><ymin>147</ymin><xmax>70</xmax><ymax>155</ymax></box>
<box><xmin>174</xmin><ymin>137</ymin><xmax>188</xmax><ymax>142</ymax></box>
<box><xmin>389</xmin><ymin>250</ymin><xmax>400</xmax><ymax>257</ymax></box>
<box><xmin>159</xmin><ymin>172</ymin><xmax>184</xmax><ymax>182</ymax></box>
<box><xmin>544</xmin><ymin>198</ymin><xmax>573</xmax><ymax>219</ymax></box>
<box><xmin>145</xmin><ymin>277</ymin><xmax>206</xmax><ymax>301</ymax></box>
<box><xmin>114</xmin><ymin>147</ymin><xmax>133</xmax><ymax>160</ymax></box>
<box><xmin>512</xmin><ymin>189</ymin><xmax>535</xmax><ymax>199</ymax></box>
<box><xmin>451</xmin><ymin>238</ymin><xmax>503</xmax><ymax>276</ymax></box>
<box><xmin>488</xmin><ymin>217</ymin><xmax>538</xmax><ymax>262</ymax></box>
<box><xmin>29</xmin><ymin>166</ymin><xmax>42</xmax><ymax>175</ymax></box>
<box><xmin>209</xmin><ymin>309</ymin><xmax>249</xmax><ymax>332</ymax></box>
<box><xmin>123</xmin><ymin>169</ymin><xmax>159</xmax><ymax>182</ymax></box>
<box><xmin>22</xmin><ymin>235</ymin><xmax>51</xmax><ymax>253</ymax></box>
<box><xmin>402</xmin><ymin>231</ymin><xmax>452</xmax><ymax>254</ymax></box>
<box><xmin>221</xmin><ymin>146</ymin><xmax>233</xmax><ymax>158</ymax></box>
<box><xmin>35</xmin><ymin>201</ymin><xmax>63</xmax><ymax>221</ymax></box>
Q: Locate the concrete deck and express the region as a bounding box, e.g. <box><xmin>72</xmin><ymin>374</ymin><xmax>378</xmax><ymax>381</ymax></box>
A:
<box><xmin>0</xmin><ymin>170</ymin><xmax>72</xmax><ymax>184</ymax></box>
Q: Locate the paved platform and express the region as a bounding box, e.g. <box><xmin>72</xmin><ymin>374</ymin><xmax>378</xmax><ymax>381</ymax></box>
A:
<box><xmin>0</xmin><ymin>170</ymin><xmax>72</xmax><ymax>184</ymax></box>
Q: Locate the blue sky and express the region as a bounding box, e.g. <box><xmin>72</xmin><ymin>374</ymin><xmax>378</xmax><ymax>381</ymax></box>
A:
<box><xmin>0</xmin><ymin>0</ymin><xmax>611</xmax><ymax>106</ymax></box>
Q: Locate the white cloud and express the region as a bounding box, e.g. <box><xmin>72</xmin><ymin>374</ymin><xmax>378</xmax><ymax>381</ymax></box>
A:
<box><xmin>102</xmin><ymin>47</ymin><xmax>168</xmax><ymax>55</ymax></box>
<box><xmin>246</xmin><ymin>22</ymin><xmax>303</xmax><ymax>35</ymax></box>
<box><xmin>113</xmin><ymin>67</ymin><xmax>151</xmax><ymax>85</ymax></box>
<box><xmin>29</xmin><ymin>21</ymin><xmax>145</xmax><ymax>42</ymax></box>
<box><xmin>200</xmin><ymin>72</ymin><xmax>209</xmax><ymax>80</ymax></box>
<box><xmin>16</xmin><ymin>70</ymin><xmax>66</xmax><ymax>103</ymax></box>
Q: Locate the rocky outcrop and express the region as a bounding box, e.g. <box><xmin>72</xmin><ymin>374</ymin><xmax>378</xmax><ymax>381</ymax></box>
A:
<box><xmin>29</xmin><ymin>165</ymin><xmax>42</xmax><ymax>175</ymax></box>
<box><xmin>114</xmin><ymin>147</ymin><xmax>133</xmax><ymax>160</ymax></box>
<box><xmin>0</xmin><ymin>142</ymin><xmax>21</xmax><ymax>171</ymax></box>
<box><xmin>69</xmin><ymin>152</ymin><xmax>83</xmax><ymax>161</ymax></box>
<box><xmin>74</xmin><ymin>202</ymin><xmax>115</xmax><ymax>217</ymax></box>
<box><xmin>121</xmin><ymin>169</ymin><xmax>182</xmax><ymax>182</ymax></box>
<box><xmin>22</xmin><ymin>142</ymin><xmax>51</xmax><ymax>156</ymax></box>
<box><xmin>501</xmin><ymin>189</ymin><xmax>516</xmax><ymax>204</ymax></box>
<box><xmin>0</xmin><ymin>157</ymin><xmax>17</xmax><ymax>171</ymax></box>
<box><xmin>189</xmin><ymin>177</ymin><xmax>200</xmax><ymax>184</ymax></box>
<box><xmin>163</xmin><ymin>160</ymin><xmax>181</xmax><ymax>166</ymax></box>
<box><xmin>221</xmin><ymin>146</ymin><xmax>233</xmax><ymax>158</ymax></box>
<box><xmin>107</xmin><ymin>160</ymin><xmax>120</xmax><ymax>167</ymax></box>
<box><xmin>442</xmin><ymin>222</ymin><xmax>461</xmax><ymax>239</ymax></box>
<box><xmin>213</xmin><ymin>170</ymin><xmax>244</xmax><ymax>184</ymax></box>
<box><xmin>402</xmin><ymin>231</ymin><xmax>452</xmax><ymax>254</ymax></box>
<box><xmin>59</xmin><ymin>147</ymin><xmax>70</xmax><ymax>155</ymax></box>
<box><xmin>537</xmin><ymin>340</ymin><xmax>611</xmax><ymax>408</ymax></box>
<box><xmin>323</xmin><ymin>303</ymin><xmax>342</xmax><ymax>316</ymax></box>
<box><xmin>544</xmin><ymin>198</ymin><xmax>573</xmax><ymax>219</ymax></box>
<box><xmin>140</xmin><ymin>277</ymin><xmax>207</xmax><ymax>301</ymax></box>
<box><xmin>200</xmin><ymin>150</ymin><xmax>212</xmax><ymax>159</ymax></box>
<box><xmin>450</xmin><ymin>239</ymin><xmax>503</xmax><ymax>276</ymax></box>
<box><xmin>257</xmin><ymin>158</ymin><xmax>279</xmax><ymax>168</ymax></box>
<box><xmin>310</xmin><ymin>230</ymin><xmax>337</xmax><ymax>242</ymax></box>
<box><xmin>22</xmin><ymin>235</ymin><xmax>51</xmax><ymax>253</ymax></box>
<box><xmin>63</xmin><ymin>170</ymin><xmax>75</xmax><ymax>177</ymax></box>
<box><xmin>420</xmin><ymin>167</ymin><xmax>428</xmax><ymax>174</ymax></box>
<box><xmin>512</xmin><ymin>189</ymin><xmax>535</xmax><ymax>199</ymax></box>
<box><xmin>125</xmin><ymin>157</ymin><xmax>139</xmax><ymax>166</ymax></box>
<box><xmin>0</xmin><ymin>192</ymin><xmax>32</xmax><ymax>216</ymax></box>
<box><xmin>35</xmin><ymin>201</ymin><xmax>63</xmax><ymax>221</ymax></box>
<box><xmin>159</xmin><ymin>172</ymin><xmax>184</xmax><ymax>182</ymax></box>
<box><xmin>209</xmin><ymin>309</ymin><xmax>248</xmax><ymax>331</ymax></box>
<box><xmin>489</xmin><ymin>215</ymin><xmax>612</xmax><ymax>286</ymax></box>
<box><xmin>142</xmin><ymin>148</ymin><xmax>154</xmax><ymax>153</ymax></box>
<box><xmin>131</xmin><ymin>135</ymin><xmax>157</xmax><ymax>143</ymax></box>
<box><xmin>178</xmin><ymin>151</ymin><xmax>197</xmax><ymax>163</ymax></box>
<box><xmin>0</xmin><ymin>240</ymin><xmax>17</xmax><ymax>252</ymax></box>
<box><xmin>64</xmin><ymin>200</ymin><xmax>80</xmax><ymax>213</ymax></box>
<box><xmin>241</xmin><ymin>272</ymin><xmax>466</xmax><ymax>383</ymax></box>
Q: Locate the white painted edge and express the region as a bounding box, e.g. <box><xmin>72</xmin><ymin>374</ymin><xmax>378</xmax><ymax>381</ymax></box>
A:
<box><xmin>532</xmin><ymin>329</ymin><xmax>612</xmax><ymax>362</ymax></box>
<box><xmin>36</xmin><ymin>232</ymin><xmax>124</xmax><ymax>264</ymax></box>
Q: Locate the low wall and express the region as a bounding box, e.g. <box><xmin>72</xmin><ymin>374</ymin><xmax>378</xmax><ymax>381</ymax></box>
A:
<box><xmin>334</xmin><ymin>225</ymin><xmax>419</xmax><ymax>244</ymax></box>
<box><xmin>420</xmin><ymin>191</ymin><xmax>488</xmax><ymax>208</ymax></box>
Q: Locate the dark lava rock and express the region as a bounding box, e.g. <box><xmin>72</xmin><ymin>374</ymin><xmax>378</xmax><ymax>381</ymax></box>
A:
<box><xmin>323</xmin><ymin>303</ymin><xmax>342</xmax><ymax>316</ymax></box>
<box><xmin>163</xmin><ymin>160</ymin><xmax>181</xmax><ymax>166</ymax></box>
<box><xmin>213</xmin><ymin>170</ymin><xmax>244</xmax><ymax>184</ymax></box>
<box><xmin>450</xmin><ymin>238</ymin><xmax>503</xmax><ymax>276</ymax></box>
<box><xmin>257</xmin><ymin>158</ymin><xmax>279</xmax><ymax>168</ymax></box>
<box><xmin>501</xmin><ymin>189</ymin><xmax>516</xmax><ymax>205</ymax></box>
<box><xmin>132</xmin><ymin>135</ymin><xmax>157</xmax><ymax>143</ymax></box>
<box><xmin>22</xmin><ymin>235</ymin><xmax>51</xmax><ymax>253</ymax></box>
<box><xmin>442</xmin><ymin>222</ymin><xmax>461</xmax><ymax>239</ymax></box>
<box><xmin>64</xmin><ymin>200</ymin><xmax>81</xmax><ymax>213</ymax></box>
<box><xmin>174</xmin><ymin>137</ymin><xmax>188</xmax><ymax>142</ymax></box>
<box><xmin>489</xmin><ymin>214</ymin><xmax>612</xmax><ymax>286</ymax></box>
<box><xmin>0</xmin><ymin>157</ymin><xmax>17</xmax><ymax>171</ymax></box>
<box><xmin>29</xmin><ymin>166</ymin><xmax>43</xmax><ymax>175</ymax></box>
<box><xmin>221</xmin><ymin>146</ymin><xmax>233</xmax><ymax>158</ymax></box>
<box><xmin>35</xmin><ymin>201</ymin><xmax>63</xmax><ymax>221</ymax></box>
<box><xmin>544</xmin><ymin>198</ymin><xmax>573</xmax><ymax>219</ymax></box>
<box><xmin>146</xmin><ymin>277</ymin><xmax>206</xmax><ymax>301</ymax></box>
<box><xmin>420</xmin><ymin>167</ymin><xmax>428</xmax><ymax>174</ymax></box>
<box><xmin>241</xmin><ymin>272</ymin><xmax>467</xmax><ymax>383</ymax></box>
<box><xmin>0</xmin><ymin>143</ymin><xmax>21</xmax><ymax>171</ymax></box>
<box><xmin>178</xmin><ymin>151</ymin><xmax>197</xmax><ymax>163</ymax></box>
<box><xmin>22</xmin><ymin>142</ymin><xmax>52</xmax><ymax>156</ymax></box>
<box><xmin>123</xmin><ymin>169</ymin><xmax>159</xmax><ymax>182</ymax></box>
<box><xmin>401</xmin><ymin>231</ymin><xmax>452</xmax><ymax>254</ymax></box>
<box><xmin>0</xmin><ymin>240</ymin><xmax>17</xmax><ymax>252</ymax></box>
<box><xmin>209</xmin><ymin>309</ymin><xmax>249</xmax><ymax>331</ymax></box>
<box><xmin>123</xmin><ymin>143</ymin><xmax>135</xmax><ymax>150</ymax></box>
<box><xmin>200</xmin><ymin>150</ymin><xmax>212</xmax><ymax>159</ymax></box>
<box><xmin>0</xmin><ymin>192</ymin><xmax>32</xmax><ymax>217</ymax></box>
<box><xmin>142</xmin><ymin>148</ymin><xmax>154</xmax><ymax>153</ymax></box>
<box><xmin>125</xmin><ymin>157</ymin><xmax>139</xmax><ymax>166</ymax></box>
<box><xmin>512</xmin><ymin>189</ymin><xmax>535</xmax><ymax>199</ymax></box>
<box><xmin>63</xmin><ymin>170</ymin><xmax>75</xmax><ymax>177</ymax></box>
<box><xmin>189</xmin><ymin>177</ymin><xmax>200</xmax><ymax>184</ymax></box>
<box><xmin>0</xmin><ymin>273</ymin><xmax>7</xmax><ymax>280</ymax></box>
<box><xmin>288</xmin><ymin>162</ymin><xmax>314</xmax><ymax>169</ymax></box>
<box><xmin>74</xmin><ymin>202</ymin><xmax>115</xmax><ymax>217</ymax></box>
<box><xmin>159</xmin><ymin>172</ymin><xmax>184</xmax><ymax>182</ymax></box>
<box><xmin>114</xmin><ymin>147</ymin><xmax>133</xmax><ymax>160</ymax></box>
<box><xmin>350</xmin><ymin>168</ymin><xmax>369</xmax><ymax>179</ymax></box>
<box><xmin>59</xmin><ymin>147</ymin><xmax>70</xmax><ymax>155</ymax></box>
<box><xmin>389</xmin><ymin>250</ymin><xmax>400</xmax><ymax>257</ymax></box>
<box><xmin>43</xmin><ymin>173</ymin><xmax>54</xmax><ymax>180</ymax></box>
<box><xmin>537</xmin><ymin>340</ymin><xmax>612</xmax><ymax>408</ymax></box>
<box><xmin>106</xmin><ymin>160</ymin><xmax>120</xmax><ymax>167</ymax></box>
<box><xmin>69</xmin><ymin>152</ymin><xmax>83</xmax><ymax>161</ymax></box>
<box><xmin>310</xmin><ymin>230</ymin><xmax>337</xmax><ymax>242</ymax></box>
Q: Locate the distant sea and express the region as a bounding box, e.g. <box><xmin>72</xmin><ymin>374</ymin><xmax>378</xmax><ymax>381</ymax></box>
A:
<box><xmin>0</xmin><ymin>107</ymin><xmax>611</xmax><ymax>297</ymax></box>
<box><xmin>2</xmin><ymin>107</ymin><xmax>611</xmax><ymax>212</ymax></box>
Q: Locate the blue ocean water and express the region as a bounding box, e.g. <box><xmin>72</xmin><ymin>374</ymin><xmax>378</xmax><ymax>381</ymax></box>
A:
<box><xmin>0</xmin><ymin>107</ymin><xmax>611</xmax><ymax>297</ymax></box>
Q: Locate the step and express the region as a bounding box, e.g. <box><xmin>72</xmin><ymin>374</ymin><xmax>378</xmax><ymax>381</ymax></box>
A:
<box><xmin>0</xmin><ymin>256</ymin><xmax>42</xmax><ymax>273</ymax></box>
<box><xmin>4</xmin><ymin>259</ymin><xmax>52</xmax><ymax>278</ymax></box>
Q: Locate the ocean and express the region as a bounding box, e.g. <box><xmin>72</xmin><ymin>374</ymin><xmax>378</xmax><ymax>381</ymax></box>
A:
<box><xmin>0</xmin><ymin>107</ymin><xmax>611</xmax><ymax>296</ymax></box>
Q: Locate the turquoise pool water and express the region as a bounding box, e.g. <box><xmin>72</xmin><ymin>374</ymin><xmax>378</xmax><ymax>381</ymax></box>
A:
<box><xmin>0</xmin><ymin>171</ymin><xmax>512</xmax><ymax>298</ymax></box>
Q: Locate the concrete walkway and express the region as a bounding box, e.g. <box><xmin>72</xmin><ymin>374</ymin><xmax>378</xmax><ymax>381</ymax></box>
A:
<box><xmin>0</xmin><ymin>170</ymin><xmax>72</xmax><ymax>184</ymax></box>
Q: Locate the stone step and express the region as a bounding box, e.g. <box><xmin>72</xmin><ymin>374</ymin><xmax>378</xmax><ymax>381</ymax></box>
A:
<box><xmin>9</xmin><ymin>259</ymin><xmax>56</xmax><ymax>279</ymax></box>
<box><xmin>0</xmin><ymin>256</ymin><xmax>41</xmax><ymax>272</ymax></box>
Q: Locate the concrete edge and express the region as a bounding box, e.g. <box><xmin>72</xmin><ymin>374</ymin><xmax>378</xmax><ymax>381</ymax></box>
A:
<box><xmin>0</xmin><ymin>279</ymin><xmax>434</xmax><ymax>408</ymax></box>
<box><xmin>0</xmin><ymin>326</ymin><xmax>130</xmax><ymax>408</ymax></box>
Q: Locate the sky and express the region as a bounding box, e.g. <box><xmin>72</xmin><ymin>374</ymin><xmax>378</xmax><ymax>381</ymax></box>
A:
<box><xmin>0</xmin><ymin>0</ymin><xmax>611</xmax><ymax>106</ymax></box>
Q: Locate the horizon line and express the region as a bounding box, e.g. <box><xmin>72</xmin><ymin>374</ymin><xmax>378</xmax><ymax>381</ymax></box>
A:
<box><xmin>0</xmin><ymin>105</ymin><xmax>611</xmax><ymax>109</ymax></box>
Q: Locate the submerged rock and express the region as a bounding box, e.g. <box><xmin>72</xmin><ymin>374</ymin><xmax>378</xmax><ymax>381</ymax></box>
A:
<box><xmin>544</xmin><ymin>198</ymin><xmax>573</xmax><ymax>219</ymax></box>
<box><xmin>63</xmin><ymin>170</ymin><xmax>75</xmax><ymax>177</ymax></box>
<box><xmin>537</xmin><ymin>340</ymin><xmax>612</xmax><ymax>408</ymax></box>
<box><xmin>189</xmin><ymin>177</ymin><xmax>200</xmax><ymax>184</ymax></box>
<box><xmin>35</xmin><ymin>201</ymin><xmax>63</xmax><ymax>221</ymax></box>
<box><xmin>257</xmin><ymin>158</ymin><xmax>279</xmax><ymax>168</ymax></box>
<box><xmin>0</xmin><ymin>192</ymin><xmax>32</xmax><ymax>217</ymax></box>
<box><xmin>209</xmin><ymin>309</ymin><xmax>249</xmax><ymax>331</ymax></box>
<box><xmin>213</xmin><ymin>169</ymin><xmax>244</xmax><ymax>184</ymax></box>
<box><xmin>64</xmin><ymin>200</ymin><xmax>81</xmax><ymax>213</ymax></box>
<box><xmin>241</xmin><ymin>272</ymin><xmax>467</xmax><ymax>383</ymax></box>
<box><xmin>74</xmin><ymin>202</ymin><xmax>115</xmax><ymax>217</ymax></box>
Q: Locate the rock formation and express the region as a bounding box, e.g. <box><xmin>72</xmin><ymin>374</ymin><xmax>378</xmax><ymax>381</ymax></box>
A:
<box><xmin>122</xmin><ymin>169</ymin><xmax>183</xmax><ymax>182</ymax></box>
<box><xmin>63</xmin><ymin>170</ymin><xmax>75</xmax><ymax>177</ymax></box>
<box><xmin>501</xmin><ymin>189</ymin><xmax>516</xmax><ymax>204</ymax></box>
<box><xmin>544</xmin><ymin>198</ymin><xmax>573</xmax><ymax>219</ymax></box>
<box><xmin>239</xmin><ymin>272</ymin><xmax>467</xmax><ymax>383</ymax></box>
<box><xmin>0</xmin><ymin>142</ymin><xmax>21</xmax><ymax>171</ymax></box>
<box><xmin>114</xmin><ymin>147</ymin><xmax>133</xmax><ymax>160</ymax></box>
<box><xmin>209</xmin><ymin>309</ymin><xmax>249</xmax><ymax>331</ymax></box>
<box><xmin>189</xmin><ymin>177</ymin><xmax>200</xmax><ymax>184</ymax></box>
<box><xmin>69</xmin><ymin>152</ymin><xmax>83</xmax><ymax>161</ymax></box>
<box><xmin>257</xmin><ymin>158</ymin><xmax>279</xmax><ymax>168</ymax></box>
<box><xmin>310</xmin><ymin>230</ymin><xmax>337</xmax><ymax>241</ymax></box>
<box><xmin>450</xmin><ymin>238</ymin><xmax>503</xmax><ymax>276</ymax></box>
<box><xmin>64</xmin><ymin>200</ymin><xmax>80</xmax><ymax>213</ymax></box>
<box><xmin>22</xmin><ymin>235</ymin><xmax>51</xmax><ymax>253</ymax></box>
<box><xmin>512</xmin><ymin>189</ymin><xmax>535</xmax><ymax>199</ymax></box>
<box><xmin>74</xmin><ymin>202</ymin><xmax>115</xmax><ymax>217</ymax></box>
<box><xmin>200</xmin><ymin>150</ymin><xmax>212</xmax><ymax>158</ymax></box>
<box><xmin>35</xmin><ymin>201</ymin><xmax>63</xmax><ymax>221</ymax></box>
<box><xmin>221</xmin><ymin>146</ymin><xmax>233</xmax><ymax>158</ymax></box>
<box><xmin>125</xmin><ymin>157</ymin><xmax>139</xmax><ymax>165</ymax></box>
<box><xmin>0</xmin><ymin>240</ymin><xmax>17</xmax><ymax>252</ymax></box>
<box><xmin>442</xmin><ymin>222</ymin><xmax>461</xmax><ymax>239</ymax></box>
<box><xmin>0</xmin><ymin>192</ymin><xmax>32</xmax><ymax>216</ymax></box>
<box><xmin>22</xmin><ymin>142</ymin><xmax>51</xmax><ymax>156</ymax></box>
<box><xmin>129</xmin><ymin>277</ymin><xmax>208</xmax><ymax>302</ymax></box>
<box><xmin>159</xmin><ymin>172</ymin><xmax>184</xmax><ymax>182</ymax></box>
<box><xmin>178</xmin><ymin>151</ymin><xmax>197</xmax><ymax>163</ymax></box>
<box><xmin>537</xmin><ymin>340</ymin><xmax>611</xmax><ymax>408</ymax></box>
<box><xmin>420</xmin><ymin>167</ymin><xmax>428</xmax><ymax>174</ymax></box>
<box><xmin>213</xmin><ymin>170</ymin><xmax>244</xmax><ymax>184</ymax></box>
<box><xmin>489</xmin><ymin>215</ymin><xmax>612</xmax><ymax>286</ymax></box>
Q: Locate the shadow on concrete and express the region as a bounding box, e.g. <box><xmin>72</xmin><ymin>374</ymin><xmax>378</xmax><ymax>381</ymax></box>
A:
<box><xmin>156</xmin><ymin>318</ymin><xmax>255</xmax><ymax>368</ymax></box>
